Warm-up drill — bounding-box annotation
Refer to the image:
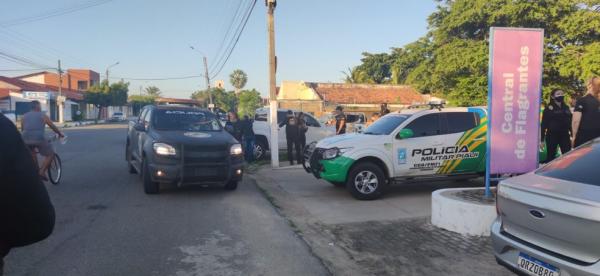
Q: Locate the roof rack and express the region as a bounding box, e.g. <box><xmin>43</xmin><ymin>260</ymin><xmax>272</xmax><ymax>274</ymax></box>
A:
<box><xmin>406</xmin><ymin>100</ymin><xmax>446</xmax><ymax>111</ymax></box>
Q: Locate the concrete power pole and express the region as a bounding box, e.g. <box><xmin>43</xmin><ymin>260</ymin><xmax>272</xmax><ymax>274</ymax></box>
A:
<box><xmin>267</xmin><ymin>0</ymin><xmax>278</xmax><ymax>167</ymax></box>
<box><xmin>203</xmin><ymin>56</ymin><xmax>214</xmax><ymax>110</ymax></box>
<box><xmin>57</xmin><ymin>60</ymin><xmax>64</xmax><ymax>123</ymax></box>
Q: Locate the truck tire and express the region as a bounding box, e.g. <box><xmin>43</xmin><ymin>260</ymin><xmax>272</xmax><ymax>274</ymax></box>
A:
<box><xmin>126</xmin><ymin>143</ymin><xmax>137</xmax><ymax>174</ymax></box>
<box><xmin>224</xmin><ymin>180</ymin><xmax>238</xmax><ymax>190</ymax></box>
<box><xmin>254</xmin><ymin>139</ymin><xmax>268</xmax><ymax>160</ymax></box>
<box><xmin>346</xmin><ymin>162</ymin><xmax>386</xmax><ymax>200</ymax></box>
<box><xmin>142</xmin><ymin>158</ymin><xmax>159</xmax><ymax>194</ymax></box>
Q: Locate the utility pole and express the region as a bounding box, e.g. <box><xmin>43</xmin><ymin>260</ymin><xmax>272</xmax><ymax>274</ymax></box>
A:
<box><xmin>57</xmin><ymin>60</ymin><xmax>64</xmax><ymax>123</ymax></box>
<box><xmin>267</xmin><ymin>0</ymin><xmax>278</xmax><ymax>167</ymax></box>
<box><xmin>203</xmin><ymin>56</ymin><xmax>214</xmax><ymax>110</ymax></box>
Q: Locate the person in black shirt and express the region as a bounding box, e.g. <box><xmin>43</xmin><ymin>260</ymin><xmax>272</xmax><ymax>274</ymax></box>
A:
<box><xmin>241</xmin><ymin>115</ymin><xmax>256</xmax><ymax>162</ymax></box>
<box><xmin>380</xmin><ymin>103</ymin><xmax>390</xmax><ymax>116</ymax></box>
<box><xmin>334</xmin><ymin>106</ymin><xmax>347</xmax><ymax>135</ymax></box>
<box><xmin>0</xmin><ymin>114</ymin><xmax>55</xmax><ymax>274</ymax></box>
<box><xmin>541</xmin><ymin>89</ymin><xmax>572</xmax><ymax>162</ymax></box>
<box><xmin>225</xmin><ymin>111</ymin><xmax>242</xmax><ymax>142</ymax></box>
<box><xmin>572</xmin><ymin>76</ymin><xmax>600</xmax><ymax>147</ymax></box>
<box><xmin>297</xmin><ymin>112</ymin><xmax>308</xmax><ymax>152</ymax></box>
<box><xmin>279</xmin><ymin>110</ymin><xmax>301</xmax><ymax>165</ymax></box>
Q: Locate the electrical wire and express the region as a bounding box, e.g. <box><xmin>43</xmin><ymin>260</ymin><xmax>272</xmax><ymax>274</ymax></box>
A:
<box><xmin>209</xmin><ymin>0</ymin><xmax>247</xmax><ymax>72</ymax></box>
<box><xmin>0</xmin><ymin>0</ymin><xmax>114</xmax><ymax>27</ymax></box>
<box><xmin>209</xmin><ymin>0</ymin><xmax>257</xmax><ymax>79</ymax></box>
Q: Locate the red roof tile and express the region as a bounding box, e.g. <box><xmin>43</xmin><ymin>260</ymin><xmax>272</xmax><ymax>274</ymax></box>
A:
<box><xmin>0</xmin><ymin>88</ymin><xmax>9</xmax><ymax>99</ymax></box>
<box><xmin>308</xmin><ymin>83</ymin><xmax>424</xmax><ymax>105</ymax></box>
<box><xmin>0</xmin><ymin>76</ymin><xmax>83</xmax><ymax>101</ymax></box>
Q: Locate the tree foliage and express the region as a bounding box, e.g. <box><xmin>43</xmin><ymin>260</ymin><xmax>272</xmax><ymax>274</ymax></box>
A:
<box><xmin>128</xmin><ymin>95</ymin><xmax>156</xmax><ymax>115</ymax></box>
<box><xmin>144</xmin><ymin>86</ymin><xmax>161</xmax><ymax>97</ymax></box>
<box><xmin>229</xmin><ymin>69</ymin><xmax>248</xmax><ymax>92</ymax></box>
<box><xmin>191</xmin><ymin>88</ymin><xmax>238</xmax><ymax>111</ymax></box>
<box><xmin>84</xmin><ymin>80</ymin><xmax>129</xmax><ymax>119</ymax></box>
<box><xmin>346</xmin><ymin>0</ymin><xmax>600</xmax><ymax>105</ymax></box>
<box><xmin>236</xmin><ymin>89</ymin><xmax>262</xmax><ymax>117</ymax></box>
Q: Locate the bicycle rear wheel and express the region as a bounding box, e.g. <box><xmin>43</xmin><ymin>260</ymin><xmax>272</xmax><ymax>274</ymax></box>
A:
<box><xmin>48</xmin><ymin>154</ymin><xmax>62</xmax><ymax>185</ymax></box>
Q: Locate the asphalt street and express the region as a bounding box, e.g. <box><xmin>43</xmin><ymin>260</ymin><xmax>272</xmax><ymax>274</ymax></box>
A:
<box><xmin>4</xmin><ymin>124</ymin><xmax>328</xmax><ymax>276</ymax></box>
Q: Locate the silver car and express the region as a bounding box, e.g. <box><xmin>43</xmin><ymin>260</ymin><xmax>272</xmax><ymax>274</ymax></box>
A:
<box><xmin>492</xmin><ymin>139</ymin><xmax>600</xmax><ymax>276</ymax></box>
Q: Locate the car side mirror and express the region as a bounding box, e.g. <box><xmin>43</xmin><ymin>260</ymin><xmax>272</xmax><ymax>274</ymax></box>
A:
<box><xmin>398</xmin><ymin>128</ymin><xmax>414</xmax><ymax>139</ymax></box>
<box><xmin>134</xmin><ymin>123</ymin><xmax>146</xmax><ymax>132</ymax></box>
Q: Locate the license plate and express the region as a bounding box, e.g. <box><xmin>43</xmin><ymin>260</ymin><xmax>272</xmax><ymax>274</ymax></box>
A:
<box><xmin>517</xmin><ymin>253</ymin><xmax>560</xmax><ymax>276</ymax></box>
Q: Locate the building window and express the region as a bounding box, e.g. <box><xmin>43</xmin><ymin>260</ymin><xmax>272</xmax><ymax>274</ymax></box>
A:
<box><xmin>77</xmin><ymin>80</ymin><xmax>88</xmax><ymax>90</ymax></box>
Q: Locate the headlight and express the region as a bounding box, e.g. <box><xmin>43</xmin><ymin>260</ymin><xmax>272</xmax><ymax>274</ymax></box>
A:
<box><xmin>153</xmin><ymin>143</ymin><xmax>176</xmax><ymax>156</ymax></box>
<box><xmin>322</xmin><ymin>147</ymin><xmax>353</xmax><ymax>160</ymax></box>
<box><xmin>230</xmin><ymin>144</ymin><xmax>243</xmax><ymax>155</ymax></box>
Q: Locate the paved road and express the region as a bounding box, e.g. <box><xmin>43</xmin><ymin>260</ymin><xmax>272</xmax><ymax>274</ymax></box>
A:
<box><xmin>4</xmin><ymin>124</ymin><xmax>328</xmax><ymax>276</ymax></box>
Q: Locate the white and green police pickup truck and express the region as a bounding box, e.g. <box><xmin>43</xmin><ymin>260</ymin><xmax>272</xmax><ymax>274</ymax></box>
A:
<box><xmin>304</xmin><ymin>105</ymin><xmax>494</xmax><ymax>200</ymax></box>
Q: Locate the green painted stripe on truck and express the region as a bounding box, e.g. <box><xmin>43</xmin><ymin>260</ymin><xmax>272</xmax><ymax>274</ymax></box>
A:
<box><xmin>319</xmin><ymin>156</ymin><xmax>355</xmax><ymax>183</ymax></box>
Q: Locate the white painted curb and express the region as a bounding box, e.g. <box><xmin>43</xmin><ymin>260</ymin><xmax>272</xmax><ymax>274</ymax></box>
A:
<box><xmin>431</xmin><ymin>187</ymin><xmax>497</xmax><ymax>237</ymax></box>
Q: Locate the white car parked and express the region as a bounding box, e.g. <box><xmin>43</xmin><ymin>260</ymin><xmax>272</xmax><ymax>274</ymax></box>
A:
<box><xmin>252</xmin><ymin>108</ymin><xmax>335</xmax><ymax>160</ymax></box>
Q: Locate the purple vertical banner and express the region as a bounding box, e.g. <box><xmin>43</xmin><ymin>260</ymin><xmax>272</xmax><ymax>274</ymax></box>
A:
<box><xmin>488</xmin><ymin>28</ymin><xmax>544</xmax><ymax>174</ymax></box>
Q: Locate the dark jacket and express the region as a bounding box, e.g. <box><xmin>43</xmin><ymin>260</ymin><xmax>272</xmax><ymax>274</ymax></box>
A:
<box><xmin>225</xmin><ymin>120</ymin><xmax>243</xmax><ymax>142</ymax></box>
<box><xmin>279</xmin><ymin>115</ymin><xmax>300</xmax><ymax>140</ymax></box>
<box><xmin>541</xmin><ymin>101</ymin><xmax>572</xmax><ymax>141</ymax></box>
<box><xmin>0</xmin><ymin>114</ymin><xmax>55</xmax><ymax>258</ymax></box>
<box><xmin>241</xmin><ymin>119</ymin><xmax>255</xmax><ymax>139</ymax></box>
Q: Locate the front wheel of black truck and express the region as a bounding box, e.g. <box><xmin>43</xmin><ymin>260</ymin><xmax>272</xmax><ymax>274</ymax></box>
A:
<box><xmin>224</xmin><ymin>180</ymin><xmax>238</xmax><ymax>190</ymax></box>
<box><xmin>142</xmin><ymin>158</ymin><xmax>159</xmax><ymax>194</ymax></box>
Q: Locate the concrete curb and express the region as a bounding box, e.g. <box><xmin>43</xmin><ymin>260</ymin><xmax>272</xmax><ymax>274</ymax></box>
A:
<box><xmin>431</xmin><ymin>187</ymin><xmax>497</xmax><ymax>237</ymax></box>
<box><xmin>58</xmin><ymin>120</ymin><xmax>106</xmax><ymax>128</ymax></box>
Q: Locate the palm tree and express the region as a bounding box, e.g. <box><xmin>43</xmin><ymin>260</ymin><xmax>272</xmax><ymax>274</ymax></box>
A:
<box><xmin>229</xmin><ymin>69</ymin><xmax>248</xmax><ymax>94</ymax></box>
<box><xmin>144</xmin><ymin>86</ymin><xmax>161</xmax><ymax>97</ymax></box>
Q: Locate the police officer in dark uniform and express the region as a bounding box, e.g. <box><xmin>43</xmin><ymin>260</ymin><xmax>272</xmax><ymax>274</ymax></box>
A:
<box><xmin>279</xmin><ymin>110</ymin><xmax>301</xmax><ymax>165</ymax></box>
<box><xmin>541</xmin><ymin>89</ymin><xmax>572</xmax><ymax>162</ymax></box>
<box><xmin>572</xmin><ymin>76</ymin><xmax>600</xmax><ymax>147</ymax></box>
<box><xmin>334</xmin><ymin>106</ymin><xmax>347</xmax><ymax>135</ymax></box>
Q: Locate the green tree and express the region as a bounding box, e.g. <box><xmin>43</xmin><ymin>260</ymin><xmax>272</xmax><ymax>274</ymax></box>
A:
<box><xmin>191</xmin><ymin>88</ymin><xmax>237</xmax><ymax>111</ymax></box>
<box><xmin>84</xmin><ymin>80</ymin><xmax>129</xmax><ymax>120</ymax></box>
<box><xmin>346</xmin><ymin>0</ymin><xmax>600</xmax><ymax>105</ymax></box>
<box><xmin>229</xmin><ymin>69</ymin><xmax>248</xmax><ymax>93</ymax></box>
<box><xmin>144</xmin><ymin>86</ymin><xmax>161</xmax><ymax>97</ymax></box>
<box><xmin>128</xmin><ymin>95</ymin><xmax>155</xmax><ymax>115</ymax></box>
<box><xmin>237</xmin><ymin>89</ymin><xmax>262</xmax><ymax>117</ymax></box>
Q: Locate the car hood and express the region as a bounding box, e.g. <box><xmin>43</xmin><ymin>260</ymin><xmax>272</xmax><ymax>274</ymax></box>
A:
<box><xmin>153</xmin><ymin>130</ymin><xmax>238</xmax><ymax>146</ymax></box>
<box><xmin>316</xmin><ymin>133</ymin><xmax>387</xmax><ymax>148</ymax></box>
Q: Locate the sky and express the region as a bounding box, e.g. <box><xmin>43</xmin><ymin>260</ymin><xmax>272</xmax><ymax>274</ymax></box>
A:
<box><xmin>0</xmin><ymin>0</ymin><xmax>438</xmax><ymax>98</ymax></box>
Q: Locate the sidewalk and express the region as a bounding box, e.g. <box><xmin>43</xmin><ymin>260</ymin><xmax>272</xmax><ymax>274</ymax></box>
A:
<box><xmin>250</xmin><ymin>166</ymin><xmax>511</xmax><ymax>275</ymax></box>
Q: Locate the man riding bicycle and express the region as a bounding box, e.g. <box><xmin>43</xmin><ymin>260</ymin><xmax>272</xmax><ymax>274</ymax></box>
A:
<box><xmin>21</xmin><ymin>101</ymin><xmax>64</xmax><ymax>181</ymax></box>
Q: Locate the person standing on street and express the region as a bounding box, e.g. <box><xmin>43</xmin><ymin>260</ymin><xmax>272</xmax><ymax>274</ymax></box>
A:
<box><xmin>241</xmin><ymin>115</ymin><xmax>256</xmax><ymax>162</ymax></box>
<box><xmin>279</xmin><ymin>110</ymin><xmax>301</xmax><ymax>165</ymax></box>
<box><xmin>297</xmin><ymin>112</ymin><xmax>308</xmax><ymax>152</ymax></box>
<box><xmin>225</xmin><ymin>111</ymin><xmax>242</xmax><ymax>142</ymax></box>
<box><xmin>572</xmin><ymin>76</ymin><xmax>600</xmax><ymax>147</ymax></box>
<box><xmin>21</xmin><ymin>100</ymin><xmax>64</xmax><ymax>181</ymax></box>
<box><xmin>1</xmin><ymin>113</ymin><xmax>55</xmax><ymax>275</ymax></box>
<box><xmin>541</xmin><ymin>89</ymin><xmax>572</xmax><ymax>162</ymax></box>
<box><xmin>380</xmin><ymin>103</ymin><xmax>391</xmax><ymax>116</ymax></box>
<box><xmin>334</xmin><ymin>106</ymin><xmax>347</xmax><ymax>135</ymax></box>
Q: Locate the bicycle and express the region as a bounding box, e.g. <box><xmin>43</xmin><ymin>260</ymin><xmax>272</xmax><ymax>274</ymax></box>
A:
<box><xmin>28</xmin><ymin>134</ymin><xmax>65</xmax><ymax>185</ymax></box>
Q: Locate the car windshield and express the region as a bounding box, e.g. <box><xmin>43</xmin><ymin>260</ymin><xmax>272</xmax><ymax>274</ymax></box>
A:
<box><xmin>535</xmin><ymin>139</ymin><xmax>599</xmax><ymax>185</ymax></box>
<box><xmin>152</xmin><ymin>110</ymin><xmax>221</xmax><ymax>132</ymax></box>
<box><xmin>363</xmin><ymin>114</ymin><xmax>411</xmax><ymax>135</ymax></box>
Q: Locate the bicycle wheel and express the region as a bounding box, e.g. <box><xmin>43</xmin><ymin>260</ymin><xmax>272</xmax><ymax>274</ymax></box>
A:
<box><xmin>48</xmin><ymin>154</ymin><xmax>62</xmax><ymax>185</ymax></box>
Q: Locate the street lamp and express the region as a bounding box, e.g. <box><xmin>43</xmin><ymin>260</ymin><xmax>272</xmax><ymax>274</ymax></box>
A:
<box><xmin>105</xmin><ymin>61</ymin><xmax>120</xmax><ymax>84</ymax></box>
<box><xmin>189</xmin><ymin>46</ymin><xmax>213</xmax><ymax>110</ymax></box>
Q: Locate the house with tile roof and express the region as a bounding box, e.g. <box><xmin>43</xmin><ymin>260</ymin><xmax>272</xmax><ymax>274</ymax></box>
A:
<box><xmin>276</xmin><ymin>81</ymin><xmax>432</xmax><ymax>118</ymax></box>
<box><xmin>0</xmin><ymin>75</ymin><xmax>87</xmax><ymax>122</ymax></box>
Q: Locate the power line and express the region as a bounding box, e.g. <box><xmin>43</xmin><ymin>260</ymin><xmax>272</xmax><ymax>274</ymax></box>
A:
<box><xmin>209</xmin><ymin>0</ymin><xmax>247</xmax><ymax>72</ymax></box>
<box><xmin>209</xmin><ymin>0</ymin><xmax>254</xmax><ymax>75</ymax></box>
<box><xmin>0</xmin><ymin>50</ymin><xmax>56</xmax><ymax>69</ymax></box>
<box><xmin>209</xmin><ymin>0</ymin><xmax>257</xmax><ymax>79</ymax></box>
<box><xmin>0</xmin><ymin>0</ymin><xmax>114</xmax><ymax>27</ymax></box>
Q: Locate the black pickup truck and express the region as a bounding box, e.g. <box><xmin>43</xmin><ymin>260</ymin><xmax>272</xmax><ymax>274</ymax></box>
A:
<box><xmin>125</xmin><ymin>105</ymin><xmax>244</xmax><ymax>194</ymax></box>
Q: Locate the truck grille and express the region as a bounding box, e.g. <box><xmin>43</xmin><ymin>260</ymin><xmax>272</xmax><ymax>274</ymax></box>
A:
<box><xmin>182</xmin><ymin>144</ymin><xmax>230</xmax><ymax>182</ymax></box>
